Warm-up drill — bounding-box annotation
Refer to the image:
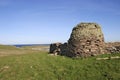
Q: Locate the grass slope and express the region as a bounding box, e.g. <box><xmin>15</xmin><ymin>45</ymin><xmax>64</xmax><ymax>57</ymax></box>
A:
<box><xmin>0</xmin><ymin>52</ymin><xmax>120</xmax><ymax>80</ymax></box>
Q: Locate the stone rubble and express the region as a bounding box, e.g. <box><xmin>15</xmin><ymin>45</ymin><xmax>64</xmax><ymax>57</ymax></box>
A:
<box><xmin>105</xmin><ymin>42</ymin><xmax>120</xmax><ymax>54</ymax></box>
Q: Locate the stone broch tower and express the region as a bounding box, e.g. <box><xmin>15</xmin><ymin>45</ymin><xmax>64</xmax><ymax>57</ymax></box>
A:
<box><xmin>49</xmin><ymin>22</ymin><xmax>105</xmax><ymax>57</ymax></box>
<box><xmin>67</xmin><ymin>23</ymin><xmax>105</xmax><ymax>57</ymax></box>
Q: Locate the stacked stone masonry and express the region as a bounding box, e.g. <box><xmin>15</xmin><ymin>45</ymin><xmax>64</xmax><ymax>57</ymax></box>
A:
<box><xmin>49</xmin><ymin>22</ymin><xmax>120</xmax><ymax>57</ymax></box>
<box><xmin>105</xmin><ymin>42</ymin><xmax>120</xmax><ymax>54</ymax></box>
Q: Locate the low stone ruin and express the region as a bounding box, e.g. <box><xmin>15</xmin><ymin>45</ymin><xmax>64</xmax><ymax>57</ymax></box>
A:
<box><xmin>49</xmin><ymin>22</ymin><xmax>120</xmax><ymax>57</ymax></box>
<box><xmin>49</xmin><ymin>43</ymin><xmax>62</xmax><ymax>55</ymax></box>
<box><xmin>49</xmin><ymin>43</ymin><xmax>68</xmax><ymax>56</ymax></box>
<box><xmin>105</xmin><ymin>42</ymin><xmax>120</xmax><ymax>54</ymax></box>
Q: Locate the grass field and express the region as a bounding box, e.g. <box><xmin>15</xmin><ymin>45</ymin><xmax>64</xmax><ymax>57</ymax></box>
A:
<box><xmin>0</xmin><ymin>45</ymin><xmax>120</xmax><ymax>80</ymax></box>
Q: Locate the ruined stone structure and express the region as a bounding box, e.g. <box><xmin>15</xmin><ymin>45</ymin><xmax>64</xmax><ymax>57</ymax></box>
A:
<box><xmin>105</xmin><ymin>42</ymin><xmax>120</xmax><ymax>54</ymax></box>
<box><xmin>49</xmin><ymin>43</ymin><xmax>62</xmax><ymax>55</ymax></box>
<box><xmin>49</xmin><ymin>42</ymin><xmax>68</xmax><ymax>56</ymax></box>
<box><xmin>49</xmin><ymin>22</ymin><xmax>120</xmax><ymax>57</ymax></box>
<box><xmin>67</xmin><ymin>23</ymin><xmax>105</xmax><ymax>57</ymax></box>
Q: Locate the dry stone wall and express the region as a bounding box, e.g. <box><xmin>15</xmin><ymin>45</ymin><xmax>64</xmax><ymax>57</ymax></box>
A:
<box><xmin>49</xmin><ymin>43</ymin><xmax>62</xmax><ymax>55</ymax></box>
<box><xmin>67</xmin><ymin>23</ymin><xmax>105</xmax><ymax>57</ymax></box>
<box><xmin>49</xmin><ymin>43</ymin><xmax>68</xmax><ymax>56</ymax></box>
<box><xmin>105</xmin><ymin>42</ymin><xmax>120</xmax><ymax>53</ymax></box>
<box><xmin>49</xmin><ymin>22</ymin><xmax>120</xmax><ymax>57</ymax></box>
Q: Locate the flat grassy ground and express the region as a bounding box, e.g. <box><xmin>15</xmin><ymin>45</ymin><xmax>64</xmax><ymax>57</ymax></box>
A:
<box><xmin>0</xmin><ymin>45</ymin><xmax>120</xmax><ymax>80</ymax></box>
<box><xmin>0</xmin><ymin>45</ymin><xmax>49</xmax><ymax>56</ymax></box>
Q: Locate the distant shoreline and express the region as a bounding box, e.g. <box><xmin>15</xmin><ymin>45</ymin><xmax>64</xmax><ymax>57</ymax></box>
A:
<box><xmin>13</xmin><ymin>44</ymin><xmax>50</xmax><ymax>47</ymax></box>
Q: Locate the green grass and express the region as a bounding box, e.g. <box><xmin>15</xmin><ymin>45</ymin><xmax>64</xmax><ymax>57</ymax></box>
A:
<box><xmin>0</xmin><ymin>45</ymin><xmax>120</xmax><ymax>80</ymax></box>
<box><xmin>0</xmin><ymin>52</ymin><xmax>120</xmax><ymax>80</ymax></box>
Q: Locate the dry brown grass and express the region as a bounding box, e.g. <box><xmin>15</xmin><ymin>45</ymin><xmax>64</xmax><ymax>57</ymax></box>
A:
<box><xmin>0</xmin><ymin>45</ymin><xmax>49</xmax><ymax>57</ymax></box>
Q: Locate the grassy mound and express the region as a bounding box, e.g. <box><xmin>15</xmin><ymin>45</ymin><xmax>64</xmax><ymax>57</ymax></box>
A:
<box><xmin>0</xmin><ymin>52</ymin><xmax>119</xmax><ymax>80</ymax></box>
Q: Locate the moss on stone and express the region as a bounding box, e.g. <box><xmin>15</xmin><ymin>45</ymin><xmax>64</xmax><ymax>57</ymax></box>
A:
<box><xmin>70</xmin><ymin>23</ymin><xmax>104</xmax><ymax>40</ymax></box>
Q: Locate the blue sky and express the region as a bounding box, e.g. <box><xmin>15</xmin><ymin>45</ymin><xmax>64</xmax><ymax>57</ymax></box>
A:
<box><xmin>0</xmin><ymin>0</ymin><xmax>120</xmax><ymax>44</ymax></box>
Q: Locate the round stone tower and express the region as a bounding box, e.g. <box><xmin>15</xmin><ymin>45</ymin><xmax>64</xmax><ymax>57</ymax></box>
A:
<box><xmin>67</xmin><ymin>23</ymin><xmax>105</xmax><ymax>57</ymax></box>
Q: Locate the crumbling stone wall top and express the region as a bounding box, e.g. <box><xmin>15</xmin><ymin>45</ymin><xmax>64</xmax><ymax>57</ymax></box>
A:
<box><xmin>70</xmin><ymin>23</ymin><xmax>103</xmax><ymax>40</ymax></box>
